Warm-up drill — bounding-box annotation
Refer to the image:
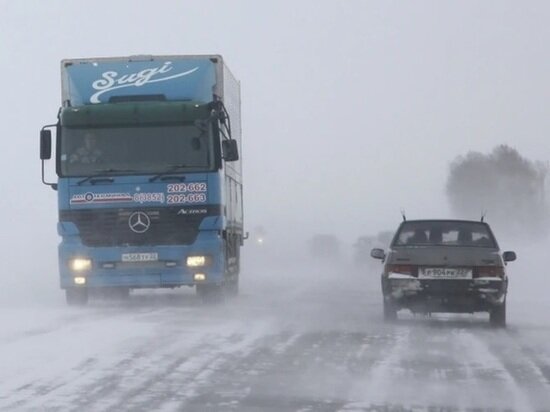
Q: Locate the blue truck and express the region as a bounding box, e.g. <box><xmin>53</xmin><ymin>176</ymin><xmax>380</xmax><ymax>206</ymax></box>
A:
<box><xmin>40</xmin><ymin>55</ymin><xmax>244</xmax><ymax>305</ymax></box>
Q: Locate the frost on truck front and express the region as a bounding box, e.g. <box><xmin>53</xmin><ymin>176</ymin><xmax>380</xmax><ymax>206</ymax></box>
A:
<box><xmin>39</xmin><ymin>55</ymin><xmax>243</xmax><ymax>305</ymax></box>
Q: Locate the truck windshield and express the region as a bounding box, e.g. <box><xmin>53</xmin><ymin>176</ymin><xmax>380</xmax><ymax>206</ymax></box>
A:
<box><xmin>59</xmin><ymin>123</ymin><xmax>214</xmax><ymax>177</ymax></box>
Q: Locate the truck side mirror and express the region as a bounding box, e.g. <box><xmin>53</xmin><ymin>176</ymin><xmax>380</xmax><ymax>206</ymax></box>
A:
<box><xmin>503</xmin><ymin>251</ymin><xmax>516</xmax><ymax>262</ymax></box>
<box><xmin>371</xmin><ymin>248</ymin><xmax>386</xmax><ymax>260</ymax></box>
<box><xmin>222</xmin><ymin>139</ymin><xmax>239</xmax><ymax>162</ymax></box>
<box><xmin>40</xmin><ymin>129</ymin><xmax>52</xmax><ymax>160</ymax></box>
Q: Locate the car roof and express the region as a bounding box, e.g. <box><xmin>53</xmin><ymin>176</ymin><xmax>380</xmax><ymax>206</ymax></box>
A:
<box><xmin>395</xmin><ymin>219</ymin><xmax>494</xmax><ymax>233</ymax></box>
<box><xmin>400</xmin><ymin>219</ymin><xmax>489</xmax><ymax>224</ymax></box>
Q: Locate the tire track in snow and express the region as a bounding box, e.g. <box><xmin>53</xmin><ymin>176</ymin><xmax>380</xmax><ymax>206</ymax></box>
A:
<box><xmin>171</xmin><ymin>330</ymin><xmax>303</xmax><ymax>412</ymax></box>
<box><xmin>504</xmin><ymin>327</ymin><xmax>550</xmax><ymax>384</ymax></box>
<box><xmin>70</xmin><ymin>323</ymin><xmax>270</xmax><ymax>412</ymax></box>
<box><xmin>346</xmin><ymin>325</ymin><xmax>412</xmax><ymax>406</ymax></box>
<box><xmin>452</xmin><ymin>328</ymin><xmax>536</xmax><ymax>411</ymax></box>
<box><xmin>344</xmin><ymin>317</ymin><xmax>540</xmax><ymax>411</ymax></box>
<box><xmin>180</xmin><ymin>330</ymin><xmax>393</xmax><ymax>412</ymax></box>
<box><xmin>471</xmin><ymin>328</ymin><xmax>550</xmax><ymax>411</ymax></box>
<box><xmin>1</xmin><ymin>301</ymin><xmax>267</xmax><ymax>412</ymax></box>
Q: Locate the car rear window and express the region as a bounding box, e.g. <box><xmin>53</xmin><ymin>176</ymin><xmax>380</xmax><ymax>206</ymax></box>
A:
<box><xmin>393</xmin><ymin>221</ymin><xmax>497</xmax><ymax>248</ymax></box>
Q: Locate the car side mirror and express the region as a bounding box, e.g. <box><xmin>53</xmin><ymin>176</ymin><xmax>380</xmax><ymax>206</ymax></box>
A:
<box><xmin>371</xmin><ymin>248</ymin><xmax>385</xmax><ymax>260</ymax></box>
<box><xmin>222</xmin><ymin>139</ymin><xmax>239</xmax><ymax>162</ymax></box>
<box><xmin>503</xmin><ymin>251</ymin><xmax>516</xmax><ymax>262</ymax></box>
<box><xmin>40</xmin><ymin>129</ymin><xmax>52</xmax><ymax>160</ymax></box>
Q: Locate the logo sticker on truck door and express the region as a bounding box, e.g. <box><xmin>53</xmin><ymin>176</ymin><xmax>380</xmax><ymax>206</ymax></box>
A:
<box><xmin>70</xmin><ymin>185</ymin><xmax>207</xmax><ymax>205</ymax></box>
<box><xmin>70</xmin><ymin>192</ymin><xmax>133</xmax><ymax>204</ymax></box>
<box><xmin>70</xmin><ymin>191</ymin><xmax>166</xmax><ymax>205</ymax></box>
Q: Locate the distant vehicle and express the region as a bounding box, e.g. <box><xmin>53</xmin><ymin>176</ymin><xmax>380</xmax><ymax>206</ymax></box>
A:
<box><xmin>370</xmin><ymin>219</ymin><xmax>516</xmax><ymax>327</ymax></box>
<box><xmin>252</xmin><ymin>225</ymin><xmax>267</xmax><ymax>246</ymax></box>
<box><xmin>353</xmin><ymin>230</ymin><xmax>394</xmax><ymax>266</ymax></box>
<box><xmin>376</xmin><ymin>230</ymin><xmax>394</xmax><ymax>248</ymax></box>
<box><xmin>308</xmin><ymin>234</ymin><xmax>340</xmax><ymax>259</ymax></box>
<box><xmin>353</xmin><ymin>236</ymin><xmax>377</xmax><ymax>266</ymax></box>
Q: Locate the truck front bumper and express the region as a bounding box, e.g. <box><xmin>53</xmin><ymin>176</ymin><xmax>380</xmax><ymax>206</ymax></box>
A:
<box><xmin>59</xmin><ymin>239</ymin><xmax>225</xmax><ymax>289</ymax></box>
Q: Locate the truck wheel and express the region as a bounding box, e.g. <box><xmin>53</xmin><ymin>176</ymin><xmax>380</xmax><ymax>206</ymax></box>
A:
<box><xmin>109</xmin><ymin>287</ymin><xmax>130</xmax><ymax>301</ymax></box>
<box><xmin>383</xmin><ymin>299</ymin><xmax>398</xmax><ymax>322</ymax></box>
<box><xmin>224</xmin><ymin>276</ymin><xmax>239</xmax><ymax>298</ymax></box>
<box><xmin>490</xmin><ymin>301</ymin><xmax>506</xmax><ymax>328</ymax></box>
<box><xmin>66</xmin><ymin>288</ymin><xmax>89</xmax><ymax>306</ymax></box>
<box><xmin>196</xmin><ymin>284</ymin><xmax>224</xmax><ymax>304</ymax></box>
<box><xmin>224</xmin><ymin>238</ymin><xmax>240</xmax><ymax>298</ymax></box>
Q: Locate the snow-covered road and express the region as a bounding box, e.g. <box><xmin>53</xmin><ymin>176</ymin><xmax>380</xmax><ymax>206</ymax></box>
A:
<box><xmin>1</xmin><ymin>252</ymin><xmax>549</xmax><ymax>412</ymax></box>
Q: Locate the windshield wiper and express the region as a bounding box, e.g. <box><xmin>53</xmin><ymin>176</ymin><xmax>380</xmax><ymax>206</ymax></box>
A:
<box><xmin>149</xmin><ymin>164</ymin><xmax>198</xmax><ymax>182</ymax></box>
<box><xmin>77</xmin><ymin>168</ymin><xmax>136</xmax><ymax>185</ymax></box>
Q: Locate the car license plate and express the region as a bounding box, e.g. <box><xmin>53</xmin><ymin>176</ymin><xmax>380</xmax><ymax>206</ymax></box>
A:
<box><xmin>419</xmin><ymin>267</ymin><xmax>472</xmax><ymax>279</ymax></box>
<box><xmin>121</xmin><ymin>252</ymin><xmax>159</xmax><ymax>262</ymax></box>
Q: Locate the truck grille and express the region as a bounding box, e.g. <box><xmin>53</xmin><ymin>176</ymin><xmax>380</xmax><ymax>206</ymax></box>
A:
<box><xmin>60</xmin><ymin>205</ymin><xmax>220</xmax><ymax>247</ymax></box>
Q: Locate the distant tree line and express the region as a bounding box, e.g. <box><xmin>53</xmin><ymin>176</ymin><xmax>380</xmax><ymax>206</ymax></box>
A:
<box><xmin>446</xmin><ymin>145</ymin><xmax>549</xmax><ymax>238</ymax></box>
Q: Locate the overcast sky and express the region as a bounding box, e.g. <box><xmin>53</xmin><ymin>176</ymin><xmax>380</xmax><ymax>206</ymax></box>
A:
<box><xmin>0</xmin><ymin>1</ymin><xmax>548</xmax><ymax>285</ymax></box>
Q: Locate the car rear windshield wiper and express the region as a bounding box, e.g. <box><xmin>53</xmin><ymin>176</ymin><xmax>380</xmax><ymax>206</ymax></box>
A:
<box><xmin>77</xmin><ymin>168</ymin><xmax>136</xmax><ymax>185</ymax></box>
<box><xmin>149</xmin><ymin>164</ymin><xmax>200</xmax><ymax>182</ymax></box>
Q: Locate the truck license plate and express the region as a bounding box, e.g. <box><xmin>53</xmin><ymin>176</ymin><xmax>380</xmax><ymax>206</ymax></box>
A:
<box><xmin>121</xmin><ymin>253</ymin><xmax>159</xmax><ymax>262</ymax></box>
<box><xmin>419</xmin><ymin>267</ymin><xmax>472</xmax><ymax>279</ymax></box>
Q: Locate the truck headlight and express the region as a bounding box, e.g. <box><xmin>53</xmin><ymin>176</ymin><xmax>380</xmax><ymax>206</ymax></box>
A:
<box><xmin>186</xmin><ymin>255</ymin><xmax>208</xmax><ymax>267</ymax></box>
<box><xmin>70</xmin><ymin>258</ymin><xmax>92</xmax><ymax>272</ymax></box>
<box><xmin>193</xmin><ymin>273</ymin><xmax>207</xmax><ymax>282</ymax></box>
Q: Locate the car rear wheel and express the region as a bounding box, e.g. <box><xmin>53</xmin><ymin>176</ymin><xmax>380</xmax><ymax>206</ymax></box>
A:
<box><xmin>383</xmin><ymin>299</ymin><xmax>398</xmax><ymax>322</ymax></box>
<box><xmin>490</xmin><ymin>301</ymin><xmax>506</xmax><ymax>328</ymax></box>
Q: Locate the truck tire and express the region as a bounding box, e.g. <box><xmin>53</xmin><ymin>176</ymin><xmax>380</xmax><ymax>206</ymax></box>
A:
<box><xmin>111</xmin><ymin>287</ymin><xmax>130</xmax><ymax>301</ymax></box>
<box><xmin>66</xmin><ymin>288</ymin><xmax>89</xmax><ymax>306</ymax></box>
<box><xmin>196</xmin><ymin>284</ymin><xmax>224</xmax><ymax>304</ymax></box>
<box><xmin>222</xmin><ymin>236</ymin><xmax>240</xmax><ymax>298</ymax></box>
<box><xmin>224</xmin><ymin>276</ymin><xmax>239</xmax><ymax>297</ymax></box>
<box><xmin>490</xmin><ymin>301</ymin><xmax>506</xmax><ymax>328</ymax></box>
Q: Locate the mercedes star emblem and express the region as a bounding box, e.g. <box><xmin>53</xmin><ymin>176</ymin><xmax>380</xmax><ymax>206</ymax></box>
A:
<box><xmin>128</xmin><ymin>211</ymin><xmax>151</xmax><ymax>233</ymax></box>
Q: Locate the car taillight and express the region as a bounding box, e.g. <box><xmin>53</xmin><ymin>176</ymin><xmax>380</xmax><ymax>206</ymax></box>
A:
<box><xmin>386</xmin><ymin>264</ymin><xmax>414</xmax><ymax>275</ymax></box>
<box><xmin>476</xmin><ymin>266</ymin><xmax>505</xmax><ymax>278</ymax></box>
